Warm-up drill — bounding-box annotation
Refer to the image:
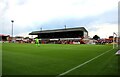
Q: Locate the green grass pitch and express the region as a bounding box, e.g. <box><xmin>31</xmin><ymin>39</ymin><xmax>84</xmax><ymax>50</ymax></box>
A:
<box><xmin>1</xmin><ymin>43</ymin><xmax>119</xmax><ymax>76</ymax></box>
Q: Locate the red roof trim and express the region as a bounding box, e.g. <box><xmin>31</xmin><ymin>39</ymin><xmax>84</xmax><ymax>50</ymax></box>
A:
<box><xmin>0</xmin><ymin>34</ymin><xmax>9</xmax><ymax>36</ymax></box>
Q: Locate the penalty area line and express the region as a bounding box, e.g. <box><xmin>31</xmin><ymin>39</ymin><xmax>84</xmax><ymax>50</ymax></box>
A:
<box><xmin>56</xmin><ymin>48</ymin><xmax>113</xmax><ymax>77</ymax></box>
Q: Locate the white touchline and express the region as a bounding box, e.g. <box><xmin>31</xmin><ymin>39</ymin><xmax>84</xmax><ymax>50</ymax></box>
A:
<box><xmin>56</xmin><ymin>48</ymin><xmax>113</xmax><ymax>77</ymax></box>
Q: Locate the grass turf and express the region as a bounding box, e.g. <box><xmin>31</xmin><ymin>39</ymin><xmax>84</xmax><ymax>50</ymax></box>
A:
<box><xmin>0</xmin><ymin>43</ymin><xmax>2</xmax><ymax>76</ymax></box>
<box><xmin>2</xmin><ymin>43</ymin><xmax>119</xmax><ymax>76</ymax></box>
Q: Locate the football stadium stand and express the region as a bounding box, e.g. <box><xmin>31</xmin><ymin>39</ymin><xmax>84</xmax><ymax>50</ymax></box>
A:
<box><xmin>29</xmin><ymin>27</ymin><xmax>88</xmax><ymax>44</ymax></box>
<box><xmin>0</xmin><ymin>34</ymin><xmax>10</xmax><ymax>43</ymax></box>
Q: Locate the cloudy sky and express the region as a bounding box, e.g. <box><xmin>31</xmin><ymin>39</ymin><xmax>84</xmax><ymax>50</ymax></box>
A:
<box><xmin>0</xmin><ymin>0</ymin><xmax>119</xmax><ymax>38</ymax></box>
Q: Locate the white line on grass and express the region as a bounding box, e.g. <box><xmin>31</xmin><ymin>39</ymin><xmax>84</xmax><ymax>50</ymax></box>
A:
<box><xmin>56</xmin><ymin>48</ymin><xmax>113</xmax><ymax>77</ymax></box>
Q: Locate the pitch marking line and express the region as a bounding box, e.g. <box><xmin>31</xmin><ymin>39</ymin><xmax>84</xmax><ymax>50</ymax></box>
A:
<box><xmin>56</xmin><ymin>48</ymin><xmax>113</xmax><ymax>77</ymax></box>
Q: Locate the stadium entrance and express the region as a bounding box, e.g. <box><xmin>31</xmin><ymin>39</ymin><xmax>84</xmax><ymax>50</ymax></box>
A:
<box><xmin>29</xmin><ymin>27</ymin><xmax>88</xmax><ymax>44</ymax></box>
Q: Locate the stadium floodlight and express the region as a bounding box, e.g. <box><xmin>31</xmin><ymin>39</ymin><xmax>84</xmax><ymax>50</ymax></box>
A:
<box><xmin>64</xmin><ymin>25</ymin><xmax>66</xmax><ymax>29</ymax></box>
<box><xmin>113</xmin><ymin>32</ymin><xmax>118</xmax><ymax>49</ymax></box>
<box><xmin>40</xmin><ymin>27</ymin><xmax>42</xmax><ymax>31</ymax></box>
<box><xmin>11</xmin><ymin>20</ymin><xmax>14</xmax><ymax>42</ymax></box>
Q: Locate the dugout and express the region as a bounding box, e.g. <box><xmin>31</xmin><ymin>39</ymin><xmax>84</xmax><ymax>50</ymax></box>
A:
<box><xmin>29</xmin><ymin>27</ymin><xmax>88</xmax><ymax>44</ymax></box>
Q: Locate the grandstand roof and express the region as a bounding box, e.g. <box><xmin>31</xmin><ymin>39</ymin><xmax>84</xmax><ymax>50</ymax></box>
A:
<box><xmin>29</xmin><ymin>27</ymin><xmax>88</xmax><ymax>35</ymax></box>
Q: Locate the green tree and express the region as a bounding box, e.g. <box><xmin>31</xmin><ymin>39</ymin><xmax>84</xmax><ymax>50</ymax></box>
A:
<box><xmin>93</xmin><ymin>35</ymin><xmax>100</xmax><ymax>40</ymax></box>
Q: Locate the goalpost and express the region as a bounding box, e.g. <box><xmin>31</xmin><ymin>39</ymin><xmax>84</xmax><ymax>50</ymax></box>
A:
<box><xmin>113</xmin><ymin>32</ymin><xmax>118</xmax><ymax>49</ymax></box>
<box><xmin>114</xmin><ymin>32</ymin><xmax>120</xmax><ymax>55</ymax></box>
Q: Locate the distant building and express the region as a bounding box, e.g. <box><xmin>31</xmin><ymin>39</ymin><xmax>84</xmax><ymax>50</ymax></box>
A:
<box><xmin>15</xmin><ymin>36</ymin><xmax>24</xmax><ymax>43</ymax></box>
<box><xmin>0</xmin><ymin>34</ymin><xmax>10</xmax><ymax>42</ymax></box>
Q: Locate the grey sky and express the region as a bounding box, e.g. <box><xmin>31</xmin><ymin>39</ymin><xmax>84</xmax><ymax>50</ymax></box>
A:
<box><xmin>0</xmin><ymin>0</ymin><xmax>119</xmax><ymax>38</ymax></box>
